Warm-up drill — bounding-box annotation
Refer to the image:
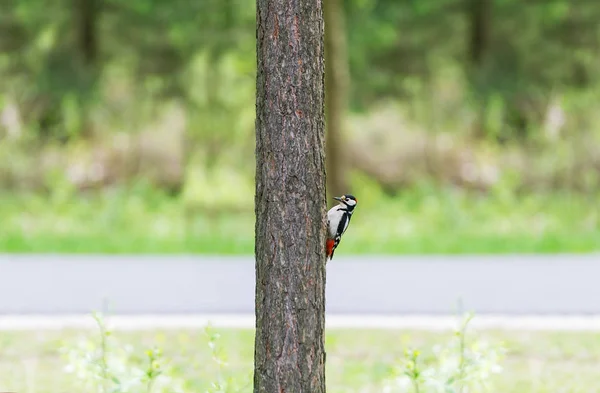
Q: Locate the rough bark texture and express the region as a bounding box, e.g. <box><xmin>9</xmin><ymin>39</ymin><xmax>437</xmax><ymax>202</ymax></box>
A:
<box><xmin>324</xmin><ymin>0</ymin><xmax>349</xmax><ymax>199</ymax></box>
<box><xmin>254</xmin><ymin>0</ymin><xmax>327</xmax><ymax>392</ymax></box>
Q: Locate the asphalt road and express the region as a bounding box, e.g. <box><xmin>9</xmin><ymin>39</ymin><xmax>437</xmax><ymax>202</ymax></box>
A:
<box><xmin>1</xmin><ymin>254</ymin><xmax>600</xmax><ymax>315</ymax></box>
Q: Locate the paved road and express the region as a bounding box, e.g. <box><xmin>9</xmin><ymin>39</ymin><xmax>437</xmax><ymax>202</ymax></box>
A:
<box><xmin>1</xmin><ymin>254</ymin><xmax>600</xmax><ymax>315</ymax></box>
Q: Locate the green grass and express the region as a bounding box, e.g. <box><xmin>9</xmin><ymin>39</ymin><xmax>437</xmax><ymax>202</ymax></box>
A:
<box><xmin>1</xmin><ymin>180</ymin><xmax>599</xmax><ymax>254</ymax></box>
<box><xmin>0</xmin><ymin>324</ymin><xmax>599</xmax><ymax>393</ymax></box>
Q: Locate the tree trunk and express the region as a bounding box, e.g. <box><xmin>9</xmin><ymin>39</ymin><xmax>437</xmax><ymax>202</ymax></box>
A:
<box><xmin>75</xmin><ymin>0</ymin><xmax>98</xmax><ymax>66</ymax></box>
<box><xmin>467</xmin><ymin>0</ymin><xmax>491</xmax><ymax>138</ymax></box>
<box><xmin>254</xmin><ymin>0</ymin><xmax>327</xmax><ymax>391</ymax></box>
<box><xmin>74</xmin><ymin>0</ymin><xmax>100</xmax><ymax>139</ymax></box>
<box><xmin>324</xmin><ymin>0</ymin><xmax>349</xmax><ymax>199</ymax></box>
<box><xmin>468</xmin><ymin>0</ymin><xmax>489</xmax><ymax>68</ymax></box>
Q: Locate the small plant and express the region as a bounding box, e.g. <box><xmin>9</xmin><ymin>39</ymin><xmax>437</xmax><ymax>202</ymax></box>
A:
<box><xmin>60</xmin><ymin>312</ymin><xmax>251</xmax><ymax>393</ymax></box>
<box><xmin>60</xmin><ymin>311</ymin><xmax>185</xmax><ymax>393</ymax></box>
<box><xmin>383</xmin><ymin>313</ymin><xmax>506</xmax><ymax>393</ymax></box>
<box><xmin>203</xmin><ymin>324</ymin><xmax>251</xmax><ymax>393</ymax></box>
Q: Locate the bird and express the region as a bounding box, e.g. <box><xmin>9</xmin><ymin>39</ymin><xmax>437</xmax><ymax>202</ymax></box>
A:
<box><xmin>326</xmin><ymin>194</ymin><xmax>358</xmax><ymax>262</ymax></box>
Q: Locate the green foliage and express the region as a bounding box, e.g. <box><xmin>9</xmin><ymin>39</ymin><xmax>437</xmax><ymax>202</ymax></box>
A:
<box><xmin>382</xmin><ymin>314</ymin><xmax>506</xmax><ymax>393</ymax></box>
<box><xmin>2</xmin><ymin>0</ymin><xmax>600</xmax><ymax>144</ymax></box>
<box><xmin>57</xmin><ymin>313</ymin><xmax>503</xmax><ymax>393</ymax></box>
<box><xmin>204</xmin><ymin>326</ymin><xmax>251</xmax><ymax>393</ymax></box>
<box><xmin>7</xmin><ymin>320</ymin><xmax>600</xmax><ymax>392</ymax></box>
<box><xmin>0</xmin><ymin>181</ymin><xmax>598</xmax><ymax>254</ymax></box>
<box><xmin>2</xmin><ymin>0</ymin><xmax>600</xmax><ymax>252</ymax></box>
<box><xmin>60</xmin><ymin>313</ymin><xmax>251</xmax><ymax>393</ymax></box>
<box><xmin>60</xmin><ymin>312</ymin><xmax>186</xmax><ymax>393</ymax></box>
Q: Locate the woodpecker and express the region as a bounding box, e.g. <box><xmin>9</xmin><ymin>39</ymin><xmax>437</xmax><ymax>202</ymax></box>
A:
<box><xmin>326</xmin><ymin>194</ymin><xmax>358</xmax><ymax>262</ymax></box>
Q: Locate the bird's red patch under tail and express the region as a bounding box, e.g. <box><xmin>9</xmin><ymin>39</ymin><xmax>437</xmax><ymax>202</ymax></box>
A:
<box><xmin>326</xmin><ymin>238</ymin><xmax>335</xmax><ymax>259</ymax></box>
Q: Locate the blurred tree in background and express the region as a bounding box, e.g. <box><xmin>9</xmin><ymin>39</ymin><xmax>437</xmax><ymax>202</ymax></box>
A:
<box><xmin>2</xmin><ymin>0</ymin><xmax>600</xmax><ymax>200</ymax></box>
<box><xmin>325</xmin><ymin>0</ymin><xmax>350</xmax><ymax>199</ymax></box>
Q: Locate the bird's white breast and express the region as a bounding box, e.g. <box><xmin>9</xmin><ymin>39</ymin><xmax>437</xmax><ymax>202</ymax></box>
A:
<box><xmin>327</xmin><ymin>206</ymin><xmax>345</xmax><ymax>238</ymax></box>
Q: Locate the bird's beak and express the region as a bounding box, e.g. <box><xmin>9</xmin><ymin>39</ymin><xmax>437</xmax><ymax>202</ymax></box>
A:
<box><xmin>333</xmin><ymin>196</ymin><xmax>342</xmax><ymax>201</ymax></box>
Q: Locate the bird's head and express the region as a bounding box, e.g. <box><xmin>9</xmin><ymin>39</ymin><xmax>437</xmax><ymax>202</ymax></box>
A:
<box><xmin>333</xmin><ymin>194</ymin><xmax>358</xmax><ymax>209</ymax></box>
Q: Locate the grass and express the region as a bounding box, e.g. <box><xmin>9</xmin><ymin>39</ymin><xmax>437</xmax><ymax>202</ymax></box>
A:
<box><xmin>1</xmin><ymin>179</ymin><xmax>599</xmax><ymax>254</ymax></box>
<box><xmin>0</xmin><ymin>317</ymin><xmax>599</xmax><ymax>393</ymax></box>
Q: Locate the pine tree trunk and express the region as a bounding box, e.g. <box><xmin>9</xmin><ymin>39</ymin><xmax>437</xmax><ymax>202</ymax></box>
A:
<box><xmin>325</xmin><ymin>0</ymin><xmax>349</xmax><ymax>198</ymax></box>
<box><xmin>254</xmin><ymin>0</ymin><xmax>327</xmax><ymax>391</ymax></box>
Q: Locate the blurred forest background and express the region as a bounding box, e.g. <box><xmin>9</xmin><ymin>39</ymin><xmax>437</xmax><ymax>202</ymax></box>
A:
<box><xmin>0</xmin><ymin>0</ymin><xmax>599</xmax><ymax>254</ymax></box>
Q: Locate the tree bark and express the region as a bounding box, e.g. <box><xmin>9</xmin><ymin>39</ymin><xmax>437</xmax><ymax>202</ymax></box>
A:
<box><xmin>324</xmin><ymin>0</ymin><xmax>349</xmax><ymax>198</ymax></box>
<box><xmin>254</xmin><ymin>0</ymin><xmax>327</xmax><ymax>392</ymax></box>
